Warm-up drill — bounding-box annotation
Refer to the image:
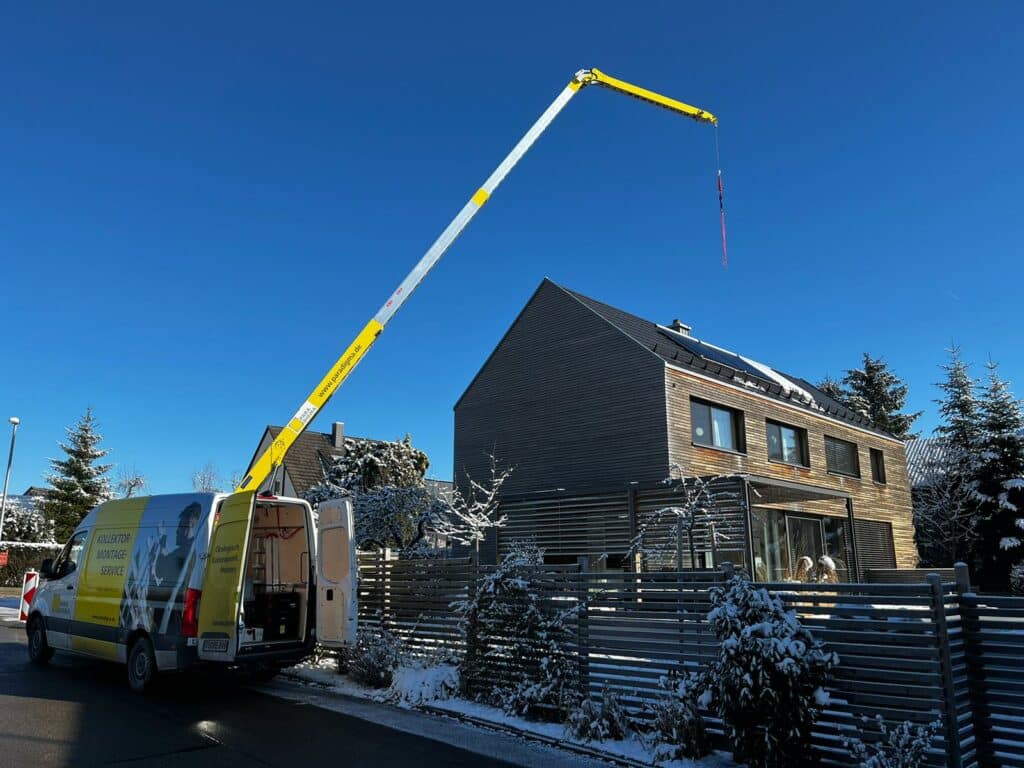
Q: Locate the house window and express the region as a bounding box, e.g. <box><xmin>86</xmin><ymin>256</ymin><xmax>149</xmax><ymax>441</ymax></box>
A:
<box><xmin>870</xmin><ymin>448</ymin><xmax>886</xmax><ymax>484</ymax></box>
<box><xmin>690</xmin><ymin>398</ymin><xmax>744</xmax><ymax>452</ymax></box>
<box><xmin>766</xmin><ymin>420</ymin><xmax>809</xmax><ymax>466</ymax></box>
<box><xmin>825</xmin><ymin>436</ymin><xmax>860</xmax><ymax>478</ymax></box>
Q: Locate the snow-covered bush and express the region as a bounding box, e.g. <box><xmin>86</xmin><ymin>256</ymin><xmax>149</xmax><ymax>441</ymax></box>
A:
<box><xmin>567</xmin><ymin>687</ymin><xmax>632</xmax><ymax>742</ymax></box>
<box><xmin>1</xmin><ymin>496</ymin><xmax>56</xmax><ymax>544</ymax></box>
<box><xmin>841</xmin><ymin>715</ymin><xmax>941</xmax><ymax>768</ymax></box>
<box><xmin>308</xmin><ymin>435</ymin><xmax>429</xmax><ymax>500</ymax></box>
<box><xmin>706</xmin><ymin>575</ymin><xmax>839</xmax><ymax>768</ymax></box>
<box><xmin>1010</xmin><ymin>563</ymin><xmax>1024</xmax><ymax>595</ymax></box>
<box><xmin>644</xmin><ymin>670</ymin><xmax>708</xmax><ymax>759</ymax></box>
<box><xmin>457</xmin><ymin>540</ymin><xmax>580</xmax><ymax>721</ymax></box>
<box><xmin>345</xmin><ymin>626</ymin><xmax>404</xmax><ymax>688</ymax></box>
<box><xmin>386</xmin><ymin>662</ymin><xmax>459</xmax><ymax>706</ymax></box>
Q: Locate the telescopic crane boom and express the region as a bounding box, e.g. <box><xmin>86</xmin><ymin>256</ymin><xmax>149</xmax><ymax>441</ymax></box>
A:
<box><xmin>237</xmin><ymin>68</ymin><xmax>717</xmax><ymax>493</ymax></box>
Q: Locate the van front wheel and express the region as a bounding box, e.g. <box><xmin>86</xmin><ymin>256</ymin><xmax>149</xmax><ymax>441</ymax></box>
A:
<box><xmin>27</xmin><ymin>617</ymin><xmax>53</xmax><ymax>665</ymax></box>
<box><xmin>127</xmin><ymin>636</ymin><xmax>157</xmax><ymax>693</ymax></box>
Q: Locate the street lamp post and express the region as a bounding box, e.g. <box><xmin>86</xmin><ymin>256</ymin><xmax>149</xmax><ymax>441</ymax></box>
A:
<box><xmin>0</xmin><ymin>416</ymin><xmax>20</xmax><ymax>544</ymax></box>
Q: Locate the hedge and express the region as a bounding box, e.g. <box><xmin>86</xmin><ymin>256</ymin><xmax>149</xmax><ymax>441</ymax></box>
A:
<box><xmin>1</xmin><ymin>543</ymin><xmax>62</xmax><ymax>587</ymax></box>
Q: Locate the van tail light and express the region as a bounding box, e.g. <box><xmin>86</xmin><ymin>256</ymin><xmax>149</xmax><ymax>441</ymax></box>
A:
<box><xmin>183</xmin><ymin>588</ymin><xmax>201</xmax><ymax>638</ymax></box>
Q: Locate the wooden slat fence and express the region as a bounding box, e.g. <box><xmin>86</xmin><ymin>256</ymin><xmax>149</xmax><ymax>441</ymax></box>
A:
<box><xmin>864</xmin><ymin>567</ymin><xmax>956</xmax><ymax>584</ymax></box>
<box><xmin>959</xmin><ymin>592</ymin><xmax>1024</xmax><ymax>768</ymax></box>
<box><xmin>354</xmin><ymin>552</ymin><xmax>1024</xmax><ymax>768</ymax></box>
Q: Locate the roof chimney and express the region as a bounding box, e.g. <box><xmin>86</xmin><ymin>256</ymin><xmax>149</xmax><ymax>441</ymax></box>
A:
<box><xmin>331</xmin><ymin>422</ymin><xmax>345</xmax><ymax>450</ymax></box>
<box><xmin>671</xmin><ymin>319</ymin><xmax>692</xmax><ymax>337</ymax></box>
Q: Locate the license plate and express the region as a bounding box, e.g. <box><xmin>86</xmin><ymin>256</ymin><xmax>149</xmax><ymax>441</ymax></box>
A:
<box><xmin>203</xmin><ymin>638</ymin><xmax>229</xmax><ymax>652</ymax></box>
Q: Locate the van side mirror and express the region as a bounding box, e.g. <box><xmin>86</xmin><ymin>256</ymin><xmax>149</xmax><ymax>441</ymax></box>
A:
<box><xmin>39</xmin><ymin>558</ymin><xmax>54</xmax><ymax>579</ymax></box>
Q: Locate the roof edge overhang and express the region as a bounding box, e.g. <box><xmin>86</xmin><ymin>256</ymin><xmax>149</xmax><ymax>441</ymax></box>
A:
<box><xmin>745</xmin><ymin>474</ymin><xmax>852</xmax><ymax>505</ymax></box>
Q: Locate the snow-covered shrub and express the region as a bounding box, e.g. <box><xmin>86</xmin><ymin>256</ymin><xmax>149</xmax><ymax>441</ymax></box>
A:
<box><xmin>457</xmin><ymin>540</ymin><xmax>580</xmax><ymax>721</ymax></box>
<box><xmin>644</xmin><ymin>670</ymin><xmax>708</xmax><ymax>759</ymax></box>
<box><xmin>386</xmin><ymin>662</ymin><xmax>459</xmax><ymax>706</ymax></box>
<box><xmin>706</xmin><ymin>575</ymin><xmax>839</xmax><ymax>768</ymax></box>
<box><xmin>307</xmin><ymin>435</ymin><xmax>429</xmax><ymax>500</ymax></box>
<box><xmin>1</xmin><ymin>497</ymin><xmax>56</xmax><ymax>544</ymax></box>
<box><xmin>346</xmin><ymin>626</ymin><xmax>404</xmax><ymax>688</ymax></box>
<box><xmin>1010</xmin><ymin>563</ymin><xmax>1024</xmax><ymax>595</ymax></box>
<box><xmin>567</xmin><ymin>686</ymin><xmax>632</xmax><ymax>742</ymax></box>
<box><xmin>841</xmin><ymin>715</ymin><xmax>941</xmax><ymax>768</ymax></box>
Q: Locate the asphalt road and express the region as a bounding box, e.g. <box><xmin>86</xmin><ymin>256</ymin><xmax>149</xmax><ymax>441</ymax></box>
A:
<box><xmin>0</xmin><ymin>613</ymin><xmax>518</xmax><ymax>768</ymax></box>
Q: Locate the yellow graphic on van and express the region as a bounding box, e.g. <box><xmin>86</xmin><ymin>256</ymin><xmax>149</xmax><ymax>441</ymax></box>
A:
<box><xmin>75</xmin><ymin>498</ymin><xmax>148</xmax><ymax>629</ymax></box>
<box><xmin>197</xmin><ymin>492</ymin><xmax>254</xmax><ymax>638</ymax></box>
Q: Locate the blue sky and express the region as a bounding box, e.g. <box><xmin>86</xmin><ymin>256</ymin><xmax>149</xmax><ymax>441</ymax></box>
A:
<box><xmin>2</xmin><ymin>3</ymin><xmax>1022</xmax><ymax>494</ymax></box>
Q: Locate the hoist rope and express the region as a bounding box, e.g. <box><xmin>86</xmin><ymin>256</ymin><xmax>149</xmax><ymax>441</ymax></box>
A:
<box><xmin>714</xmin><ymin>124</ymin><xmax>727</xmax><ymax>269</ymax></box>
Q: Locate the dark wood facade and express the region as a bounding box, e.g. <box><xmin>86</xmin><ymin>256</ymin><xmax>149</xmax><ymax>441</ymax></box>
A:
<box><xmin>454</xmin><ymin>279</ymin><xmax>669</xmax><ymax>495</ymax></box>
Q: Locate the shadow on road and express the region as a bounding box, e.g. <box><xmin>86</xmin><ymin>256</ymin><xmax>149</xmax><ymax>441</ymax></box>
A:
<box><xmin>0</xmin><ymin>632</ymin><xmax>511</xmax><ymax>767</ymax></box>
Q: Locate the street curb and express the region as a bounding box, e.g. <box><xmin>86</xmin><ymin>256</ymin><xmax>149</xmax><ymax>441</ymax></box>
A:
<box><xmin>417</xmin><ymin>704</ymin><xmax>654</xmax><ymax>768</ymax></box>
<box><xmin>274</xmin><ymin>671</ymin><xmax>648</xmax><ymax>768</ymax></box>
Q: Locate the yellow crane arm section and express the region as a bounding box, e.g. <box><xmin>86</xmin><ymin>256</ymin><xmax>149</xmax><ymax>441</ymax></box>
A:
<box><xmin>237</xmin><ymin>68</ymin><xmax>716</xmax><ymax>493</ymax></box>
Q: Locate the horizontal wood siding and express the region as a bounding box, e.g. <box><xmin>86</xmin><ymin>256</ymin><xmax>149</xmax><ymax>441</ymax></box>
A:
<box><xmin>455</xmin><ymin>280</ymin><xmax>669</xmax><ymax>497</ymax></box>
<box><xmin>664</xmin><ymin>367</ymin><xmax>918</xmax><ymax>568</ymax></box>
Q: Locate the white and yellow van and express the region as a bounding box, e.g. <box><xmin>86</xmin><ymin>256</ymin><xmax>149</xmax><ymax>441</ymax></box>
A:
<box><xmin>25</xmin><ymin>491</ymin><xmax>356</xmax><ymax>692</ymax></box>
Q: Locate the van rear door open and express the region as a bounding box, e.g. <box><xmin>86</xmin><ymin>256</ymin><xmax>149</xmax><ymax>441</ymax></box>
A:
<box><xmin>315</xmin><ymin>498</ymin><xmax>357</xmax><ymax>648</ymax></box>
<box><xmin>197</xmin><ymin>491</ymin><xmax>255</xmax><ymax>660</ymax></box>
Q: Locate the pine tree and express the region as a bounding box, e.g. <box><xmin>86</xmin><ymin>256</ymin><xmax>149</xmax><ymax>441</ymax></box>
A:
<box><xmin>816</xmin><ymin>376</ymin><xmax>849</xmax><ymax>406</ymax></box>
<box><xmin>843</xmin><ymin>353</ymin><xmax>922</xmax><ymax>439</ymax></box>
<box><xmin>935</xmin><ymin>347</ymin><xmax>982</xmax><ymax>463</ymax></box>
<box><xmin>40</xmin><ymin>408</ymin><xmax>113</xmax><ymax>541</ymax></box>
<box><xmin>971</xmin><ymin>361</ymin><xmax>1024</xmax><ymax>591</ymax></box>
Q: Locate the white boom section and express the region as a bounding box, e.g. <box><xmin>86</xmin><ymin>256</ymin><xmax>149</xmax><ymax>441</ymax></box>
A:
<box><xmin>373</xmin><ymin>83</ymin><xmax>578</xmax><ymax>327</ymax></box>
<box><xmin>238</xmin><ymin>69</ymin><xmax>716</xmax><ymax>493</ymax></box>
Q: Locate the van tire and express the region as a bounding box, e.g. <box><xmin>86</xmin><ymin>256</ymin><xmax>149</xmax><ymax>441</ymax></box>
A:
<box><xmin>27</xmin><ymin>616</ymin><xmax>53</xmax><ymax>665</ymax></box>
<box><xmin>127</xmin><ymin>636</ymin><xmax>157</xmax><ymax>693</ymax></box>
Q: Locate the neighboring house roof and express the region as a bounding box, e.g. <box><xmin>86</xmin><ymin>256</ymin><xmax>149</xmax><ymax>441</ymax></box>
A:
<box><xmin>904</xmin><ymin>437</ymin><xmax>950</xmax><ymax>488</ymax></box>
<box><xmin>425</xmin><ymin>478</ymin><xmax>455</xmax><ymax>501</ymax></box>
<box><xmin>540</xmin><ymin>280</ymin><xmax>892</xmax><ymax>437</ymax></box>
<box><xmin>22</xmin><ymin>486</ymin><xmax>48</xmax><ymax>498</ymax></box>
<box><xmin>249</xmin><ymin>426</ymin><xmax>452</xmax><ymax>498</ymax></box>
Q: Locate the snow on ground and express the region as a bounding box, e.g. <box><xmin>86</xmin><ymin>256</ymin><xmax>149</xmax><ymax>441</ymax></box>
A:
<box><xmin>284</xmin><ymin>657</ymin><xmax>731</xmax><ymax>768</ymax></box>
<box><xmin>0</xmin><ymin>607</ymin><xmax>21</xmax><ymax>622</ymax></box>
<box><xmin>0</xmin><ymin>597</ymin><xmax>21</xmax><ymax>622</ymax></box>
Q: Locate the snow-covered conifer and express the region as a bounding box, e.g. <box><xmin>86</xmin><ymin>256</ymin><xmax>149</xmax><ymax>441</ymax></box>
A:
<box><xmin>816</xmin><ymin>376</ymin><xmax>849</xmax><ymax>407</ymax></box>
<box><xmin>39</xmin><ymin>408</ymin><xmax>112</xmax><ymax>541</ymax></box>
<box><xmin>706</xmin><ymin>575</ymin><xmax>838</xmax><ymax>768</ymax></box>
<box><xmin>843</xmin><ymin>353</ymin><xmax>921</xmax><ymax>439</ymax></box>
<box><xmin>970</xmin><ymin>361</ymin><xmax>1024</xmax><ymax>590</ymax></box>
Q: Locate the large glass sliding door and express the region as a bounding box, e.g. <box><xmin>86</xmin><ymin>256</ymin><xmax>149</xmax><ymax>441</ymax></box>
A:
<box><xmin>751</xmin><ymin>508</ymin><xmax>850</xmax><ymax>582</ymax></box>
<box><xmin>787</xmin><ymin>516</ymin><xmax>825</xmax><ymax>579</ymax></box>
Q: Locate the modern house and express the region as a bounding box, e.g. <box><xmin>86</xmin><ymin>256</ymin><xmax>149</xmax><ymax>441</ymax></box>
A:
<box><xmin>454</xmin><ymin>279</ymin><xmax>916</xmax><ymax>579</ymax></box>
<box><xmin>247</xmin><ymin>422</ymin><xmax>453</xmax><ymax>500</ymax></box>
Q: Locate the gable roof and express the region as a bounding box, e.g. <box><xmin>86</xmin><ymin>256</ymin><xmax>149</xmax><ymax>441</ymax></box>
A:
<box><xmin>497</xmin><ymin>279</ymin><xmax>892</xmax><ymax>438</ymax></box>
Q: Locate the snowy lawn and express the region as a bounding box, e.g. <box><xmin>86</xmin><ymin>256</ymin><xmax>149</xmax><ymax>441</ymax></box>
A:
<box><xmin>284</xmin><ymin>656</ymin><xmax>733</xmax><ymax>768</ymax></box>
<box><xmin>0</xmin><ymin>597</ymin><xmax>21</xmax><ymax>622</ymax></box>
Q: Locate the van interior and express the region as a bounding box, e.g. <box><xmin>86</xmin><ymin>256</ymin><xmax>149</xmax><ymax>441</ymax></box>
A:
<box><xmin>239</xmin><ymin>501</ymin><xmax>312</xmax><ymax>648</ymax></box>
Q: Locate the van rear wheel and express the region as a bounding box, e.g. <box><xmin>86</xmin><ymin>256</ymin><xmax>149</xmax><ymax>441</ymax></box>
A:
<box><xmin>27</xmin><ymin>617</ymin><xmax>53</xmax><ymax>665</ymax></box>
<box><xmin>127</xmin><ymin>636</ymin><xmax>157</xmax><ymax>693</ymax></box>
